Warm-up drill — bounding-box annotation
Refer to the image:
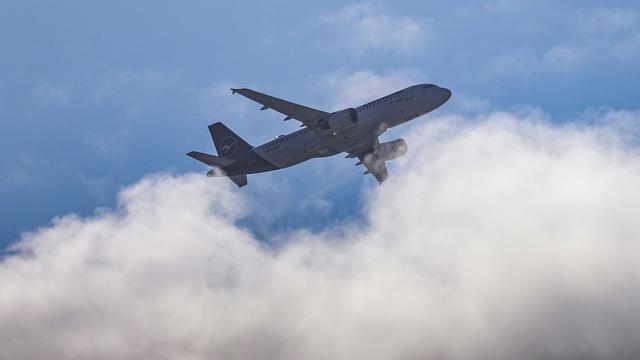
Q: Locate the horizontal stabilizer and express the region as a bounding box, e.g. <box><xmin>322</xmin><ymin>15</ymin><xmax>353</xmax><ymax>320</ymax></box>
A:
<box><xmin>186</xmin><ymin>151</ymin><xmax>236</xmax><ymax>167</ymax></box>
<box><xmin>229</xmin><ymin>174</ymin><xmax>247</xmax><ymax>187</ymax></box>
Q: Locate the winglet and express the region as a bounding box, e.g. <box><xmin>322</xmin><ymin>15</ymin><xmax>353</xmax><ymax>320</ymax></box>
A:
<box><xmin>231</xmin><ymin>88</ymin><xmax>239</xmax><ymax>94</ymax></box>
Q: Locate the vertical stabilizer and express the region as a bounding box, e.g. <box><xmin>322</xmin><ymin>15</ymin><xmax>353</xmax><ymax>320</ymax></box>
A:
<box><xmin>208</xmin><ymin>122</ymin><xmax>253</xmax><ymax>158</ymax></box>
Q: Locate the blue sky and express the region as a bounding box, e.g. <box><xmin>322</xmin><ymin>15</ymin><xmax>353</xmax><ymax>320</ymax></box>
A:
<box><xmin>2</xmin><ymin>0</ymin><xmax>640</xmax><ymax>247</ymax></box>
<box><xmin>3</xmin><ymin>2</ymin><xmax>640</xmax><ymax>358</ymax></box>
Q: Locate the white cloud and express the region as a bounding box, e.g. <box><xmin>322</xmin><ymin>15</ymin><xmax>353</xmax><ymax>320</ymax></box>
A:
<box><xmin>94</xmin><ymin>69</ymin><xmax>166</xmax><ymax>99</ymax></box>
<box><xmin>75</xmin><ymin>173</ymin><xmax>112</xmax><ymax>203</ymax></box>
<box><xmin>487</xmin><ymin>5</ymin><xmax>640</xmax><ymax>75</ymax></box>
<box><xmin>575</xmin><ymin>7</ymin><xmax>640</xmax><ymax>63</ymax></box>
<box><xmin>2</xmin><ymin>110</ymin><xmax>640</xmax><ymax>359</ymax></box>
<box><xmin>487</xmin><ymin>47</ymin><xmax>539</xmax><ymax>75</ymax></box>
<box><xmin>542</xmin><ymin>45</ymin><xmax>588</xmax><ymax>71</ymax></box>
<box><xmin>319</xmin><ymin>2</ymin><xmax>434</xmax><ymax>57</ymax></box>
<box><xmin>450</xmin><ymin>93</ymin><xmax>492</xmax><ymax>114</ymax></box>
<box><xmin>481</xmin><ymin>0</ymin><xmax>525</xmax><ymax>14</ymax></box>
<box><xmin>0</xmin><ymin>156</ymin><xmax>37</xmax><ymax>190</ymax></box>
<box><xmin>92</xmin><ymin>69</ymin><xmax>169</xmax><ymax>117</ymax></box>
<box><xmin>199</xmin><ymin>82</ymin><xmax>250</xmax><ymax>120</ymax></box>
<box><xmin>452</xmin><ymin>0</ymin><xmax>528</xmax><ymax>20</ymax></box>
<box><xmin>319</xmin><ymin>68</ymin><xmax>425</xmax><ymax>110</ymax></box>
<box><xmin>613</xmin><ymin>33</ymin><xmax>640</xmax><ymax>60</ymax></box>
<box><xmin>578</xmin><ymin>7</ymin><xmax>639</xmax><ymax>36</ymax></box>
<box><xmin>0</xmin><ymin>170</ymin><xmax>30</xmax><ymax>187</ymax></box>
<box><xmin>84</xmin><ymin>129</ymin><xmax>129</xmax><ymax>159</ymax></box>
<box><xmin>489</xmin><ymin>45</ymin><xmax>593</xmax><ymax>75</ymax></box>
<box><xmin>33</xmin><ymin>85</ymin><xmax>70</xmax><ymax>103</ymax></box>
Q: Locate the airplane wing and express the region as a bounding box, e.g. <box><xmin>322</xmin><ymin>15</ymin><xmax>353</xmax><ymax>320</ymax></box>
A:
<box><xmin>231</xmin><ymin>88</ymin><xmax>330</xmax><ymax>128</ymax></box>
<box><xmin>346</xmin><ymin>138</ymin><xmax>389</xmax><ymax>184</ymax></box>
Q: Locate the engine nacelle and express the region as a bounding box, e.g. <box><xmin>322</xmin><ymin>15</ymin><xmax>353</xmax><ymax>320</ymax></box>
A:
<box><xmin>372</xmin><ymin>139</ymin><xmax>408</xmax><ymax>161</ymax></box>
<box><xmin>322</xmin><ymin>108</ymin><xmax>358</xmax><ymax>132</ymax></box>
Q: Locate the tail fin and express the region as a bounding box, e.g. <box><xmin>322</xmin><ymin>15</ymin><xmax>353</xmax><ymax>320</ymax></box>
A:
<box><xmin>208</xmin><ymin>122</ymin><xmax>253</xmax><ymax>158</ymax></box>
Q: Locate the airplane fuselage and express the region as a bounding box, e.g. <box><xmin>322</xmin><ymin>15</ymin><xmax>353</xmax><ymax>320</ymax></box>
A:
<box><xmin>222</xmin><ymin>84</ymin><xmax>451</xmax><ymax>176</ymax></box>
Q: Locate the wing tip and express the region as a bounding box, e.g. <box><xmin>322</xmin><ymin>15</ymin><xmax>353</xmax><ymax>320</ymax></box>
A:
<box><xmin>230</xmin><ymin>88</ymin><xmax>249</xmax><ymax>95</ymax></box>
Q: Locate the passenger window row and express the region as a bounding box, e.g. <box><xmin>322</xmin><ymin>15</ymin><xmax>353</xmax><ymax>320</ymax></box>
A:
<box><xmin>263</xmin><ymin>128</ymin><xmax>308</xmax><ymax>150</ymax></box>
<box><xmin>360</xmin><ymin>92</ymin><xmax>402</xmax><ymax>110</ymax></box>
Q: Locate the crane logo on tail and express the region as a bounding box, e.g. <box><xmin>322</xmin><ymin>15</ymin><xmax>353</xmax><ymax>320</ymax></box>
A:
<box><xmin>219</xmin><ymin>136</ymin><xmax>238</xmax><ymax>157</ymax></box>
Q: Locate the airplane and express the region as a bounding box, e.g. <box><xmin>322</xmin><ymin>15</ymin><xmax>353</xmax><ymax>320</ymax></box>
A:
<box><xmin>187</xmin><ymin>84</ymin><xmax>451</xmax><ymax>187</ymax></box>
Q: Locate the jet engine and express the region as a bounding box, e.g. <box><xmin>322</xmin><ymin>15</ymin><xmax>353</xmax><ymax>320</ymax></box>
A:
<box><xmin>371</xmin><ymin>139</ymin><xmax>408</xmax><ymax>161</ymax></box>
<box><xmin>321</xmin><ymin>108</ymin><xmax>358</xmax><ymax>132</ymax></box>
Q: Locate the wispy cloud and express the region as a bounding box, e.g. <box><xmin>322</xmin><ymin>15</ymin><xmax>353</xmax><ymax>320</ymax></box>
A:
<box><xmin>33</xmin><ymin>85</ymin><xmax>70</xmax><ymax>103</ymax></box>
<box><xmin>2</xmin><ymin>109</ymin><xmax>640</xmax><ymax>359</ymax></box>
<box><xmin>0</xmin><ymin>156</ymin><xmax>36</xmax><ymax>190</ymax></box>
<box><xmin>577</xmin><ymin>7</ymin><xmax>639</xmax><ymax>36</ymax></box>
<box><xmin>319</xmin><ymin>68</ymin><xmax>425</xmax><ymax>109</ymax></box>
<box><xmin>84</xmin><ymin>129</ymin><xmax>129</xmax><ymax>159</ymax></box>
<box><xmin>75</xmin><ymin>173</ymin><xmax>112</xmax><ymax>203</ymax></box>
<box><xmin>488</xmin><ymin>45</ymin><xmax>591</xmax><ymax>75</ymax></box>
<box><xmin>93</xmin><ymin>69</ymin><xmax>166</xmax><ymax>101</ymax></box>
<box><xmin>542</xmin><ymin>45</ymin><xmax>589</xmax><ymax>71</ymax></box>
<box><xmin>487</xmin><ymin>47</ymin><xmax>539</xmax><ymax>75</ymax></box>
<box><xmin>0</xmin><ymin>171</ymin><xmax>30</xmax><ymax>188</ymax></box>
<box><xmin>319</xmin><ymin>2</ymin><xmax>435</xmax><ymax>57</ymax></box>
<box><xmin>92</xmin><ymin>69</ymin><xmax>170</xmax><ymax>118</ymax></box>
<box><xmin>199</xmin><ymin>82</ymin><xmax>250</xmax><ymax>121</ymax></box>
<box><xmin>481</xmin><ymin>0</ymin><xmax>525</xmax><ymax>14</ymax></box>
<box><xmin>487</xmin><ymin>5</ymin><xmax>640</xmax><ymax>75</ymax></box>
<box><xmin>613</xmin><ymin>33</ymin><xmax>640</xmax><ymax>60</ymax></box>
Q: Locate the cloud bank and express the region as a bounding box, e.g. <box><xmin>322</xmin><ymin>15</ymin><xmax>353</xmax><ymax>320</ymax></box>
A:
<box><xmin>2</xmin><ymin>110</ymin><xmax>640</xmax><ymax>359</ymax></box>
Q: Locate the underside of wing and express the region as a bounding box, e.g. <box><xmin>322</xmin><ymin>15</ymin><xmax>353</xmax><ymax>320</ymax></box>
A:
<box><xmin>231</xmin><ymin>88</ymin><xmax>329</xmax><ymax>128</ymax></box>
<box><xmin>346</xmin><ymin>138</ymin><xmax>389</xmax><ymax>184</ymax></box>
